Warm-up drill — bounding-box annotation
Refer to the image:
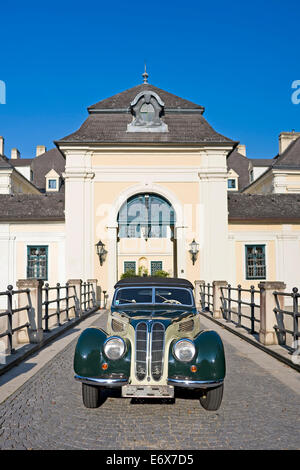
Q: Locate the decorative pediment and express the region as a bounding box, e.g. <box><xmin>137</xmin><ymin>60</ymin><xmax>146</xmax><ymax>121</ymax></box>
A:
<box><xmin>127</xmin><ymin>91</ymin><xmax>168</xmax><ymax>133</ymax></box>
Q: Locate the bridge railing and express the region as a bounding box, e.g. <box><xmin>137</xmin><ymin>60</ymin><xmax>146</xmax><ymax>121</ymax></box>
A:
<box><xmin>195</xmin><ymin>280</ymin><xmax>299</xmax><ymax>353</ymax></box>
<box><xmin>0</xmin><ymin>278</ymin><xmax>100</xmax><ymax>357</ymax></box>
<box><xmin>273</xmin><ymin>288</ymin><xmax>300</xmax><ymax>350</ymax></box>
<box><xmin>0</xmin><ymin>285</ymin><xmax>31</xmax><ymax>354</ymax></box>
<box><xmin>42</xmin><ymin>283</ymin><xmax>78</xmax><ymax>332</ymax></box>
<box><xmin>220</xmin><ymin>284</ymin><xmax>260</xmax><ymax>335</ymax></box>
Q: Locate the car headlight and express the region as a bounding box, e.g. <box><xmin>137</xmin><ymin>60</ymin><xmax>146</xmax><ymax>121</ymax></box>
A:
<box><xmin>173</xmin><ymin>339</ymin><xmax>196</xmax><ymax>362</ymax></box>
<box><xmin>104</xmin><ymin>337</ymin><xmax>125</xmax><ymax>360</ymax></box>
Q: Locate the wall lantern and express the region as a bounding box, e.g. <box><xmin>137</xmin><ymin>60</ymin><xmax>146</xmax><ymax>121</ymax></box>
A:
<box><xmin>95</xmin><ymin>240</ymin><xmax>107</xmax><ymax>266</ymax></box>
<box><xmin>189</xmin><ymin>239</ymin><xmax>199</xmax><ymax>265</ymax></box>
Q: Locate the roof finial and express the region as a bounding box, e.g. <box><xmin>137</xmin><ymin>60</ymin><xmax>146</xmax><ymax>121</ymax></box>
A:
<box><xmin>142</xmin><ymin>64</ymin><xmax>149</xmax><ymax>84</ymax></box>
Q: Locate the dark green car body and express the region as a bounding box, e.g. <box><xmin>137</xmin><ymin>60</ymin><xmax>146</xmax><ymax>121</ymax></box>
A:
<box><xmin>74</xmin><ymin>278</ymin><xmax>226</xmax><ymax>410</ymax></box>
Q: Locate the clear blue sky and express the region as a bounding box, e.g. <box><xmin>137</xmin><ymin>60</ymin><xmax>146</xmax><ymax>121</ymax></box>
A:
<box><xmin>0</xmin><ymin>0</ymin><xmax>299</xmax><ymax>159</ymax></box>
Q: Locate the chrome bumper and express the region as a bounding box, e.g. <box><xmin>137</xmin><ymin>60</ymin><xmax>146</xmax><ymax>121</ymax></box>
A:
<box><xmin>167</xmin><ymin>378</ymin><xmax>223</xmax><ymax>389</ymax></box>
<box><xmin>74</xmin><ymin>375</ymin><xmax>128</xmax><ymax>387</ymax></box>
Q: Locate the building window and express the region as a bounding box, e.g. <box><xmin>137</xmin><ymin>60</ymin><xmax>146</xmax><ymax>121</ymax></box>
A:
<box><xmin>118</xmin><ymin>193</ymin><xmax>175</xmax><ymax>239</ymax></box>
<box><xmin>27</xmin><ymin>246</ymin><xmax>48</xmax><ymax>280</ymax></box>
<box><xmin>124</xmin><ymin>261</ymin><xmax>136</xmax><ymax>273</ymax></box>
<box><xmin>228</xmin><ymin>179</ymin><xmax>236</xmax><ymax>189</ymax></box>
<box><xmin>140</xmin><ymin>103</ymin><xmax>155</xmax><ymax>123</ymax></box>
<box><xmin>245</xmin><ymin>245</ymin><xmax>266</xmax><ymax>280</ymax></box>
<box><xmin>48</xmin><ymin>179</ymin><xmax>57</xmax><ymax>190</ymax></box>
<box><xmin>249</xmin><ymin>170</ymin><xmax>254</xmax><ymax>182</ymax></box>
<box><xmin>151</xmin><ymin>261</ymin><xmax>163</xmax><ymax>275</ymax></box>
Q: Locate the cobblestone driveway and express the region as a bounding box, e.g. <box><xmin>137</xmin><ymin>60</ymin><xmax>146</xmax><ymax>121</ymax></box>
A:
<box><xmin>0</xmin><ymin>312</ymin><xmax>299</xmax><ymax>450</ymax></box>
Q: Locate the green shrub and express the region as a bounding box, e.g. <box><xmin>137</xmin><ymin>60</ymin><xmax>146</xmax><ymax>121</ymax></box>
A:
<box><xmin>152</xmin><ymin>270</ymin><xmax>169</xmax><ymax>277</ymax></box>
<box><xmin>120</xmin><ymin>269</ymin><xmax>139</xmax><ymax>279</ymax></box>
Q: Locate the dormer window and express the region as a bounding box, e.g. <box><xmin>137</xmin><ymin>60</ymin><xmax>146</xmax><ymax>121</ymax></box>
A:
<box><xmin>48</xmin><ymin>179</ymin><xmax>57</xmax><ymax>190</ymax></box>
<box><xmin>45</xmin><ymin>169</ymin><xmax>60</xmax><ymax>192</ymax></box>
<box><xmin>127</xmin><ymin>91</ymin><xmax>168</xmax><ymax>133</ymax></box>
<box><xmin>227</xmin><ymin>169</ymin><xmax>239</xmax><ymax>191</ymax></box>
<box><xmin>140</xmin><ymin>103</ymin><xmax>155</xmax><ymax>123</ymax></box>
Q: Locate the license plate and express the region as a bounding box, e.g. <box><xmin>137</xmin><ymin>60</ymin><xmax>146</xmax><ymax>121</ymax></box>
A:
<box><xmin>122</xmin><ymin>385</ymin><xmax>174</xmax><ymax>398</ymax></box>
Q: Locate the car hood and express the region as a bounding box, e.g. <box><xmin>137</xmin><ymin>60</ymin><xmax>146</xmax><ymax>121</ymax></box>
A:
<box><xmin>111</xmin><ymin>306</ymin><xmax>196</xmax><ymax>328</ymax></box>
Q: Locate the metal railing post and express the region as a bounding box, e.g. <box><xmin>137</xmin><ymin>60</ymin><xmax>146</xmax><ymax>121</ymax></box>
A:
<box><xmin>227</xmin><ymin>284</ymin><xmax>232</xmax><ymax>322</ymax></box>
<box><xmin>44</xmin><ymin>283</ymin><xmax>50</xmax><ymax>331</ymax></box>
<box><xmin>292</xmin><ymin>287</ymin><xmax>299</xmax><ymax>346</ymax></box>
<box><xmin>6</xmin><ymin>285</ymin><xmax>14</xmax><ymax>354</ymax></box>
<box><xmin>250</xmin><ymin>285</ymin><xmax>256</xmax><ymax>334</ymax></box>
<box><xmin>56</xmin><ymin>283</ymin><xmax>61</xmax><ymax>326</ymax></box>
<box><xmin>237</xmin><ymin>284</ymin><xmax>242</xmax><ymax>327</ymax></box>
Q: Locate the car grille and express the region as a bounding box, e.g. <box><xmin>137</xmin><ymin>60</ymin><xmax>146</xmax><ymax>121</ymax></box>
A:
<box><xmin>111</xmin><ymin>319</ymin><xmax>124</xmax><ymax>332</ymax></box>
<box><xmin>151</xmin><ymin>323</ymin><xmax>165</xmax><ymax>381</ymax></box>
<box><xmin>135</xmin><ymin>321</ymin><xmax>165</xmax><ymax>381</ymax></box>
<box><xmin>135</xmin><ymin>322</ymin><xmax>148</xmax><ymax>381</ymax></box>
<box><xmin>178</xmin><ymin>318</ymin><xmax>194</xmax><ymax>332</ymax></box>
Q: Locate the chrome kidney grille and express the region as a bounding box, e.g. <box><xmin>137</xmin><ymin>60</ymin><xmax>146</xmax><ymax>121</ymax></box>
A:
<box><xmin>135</xmin><ymin>321</ymin><xmax>165</xmax><ymax>381</ymax></box>
<box><xmin>135</xmin><ymin>322</ymin><xmax>148</xmax><ymax>381</ymax></box>
<box><xmin>151</xmin><ymin>323</ymin><xmax>165</xmax><ymax>381</ymax></box>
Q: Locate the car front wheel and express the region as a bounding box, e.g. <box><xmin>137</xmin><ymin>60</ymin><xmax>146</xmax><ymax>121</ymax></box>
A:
<box><xmin>199</xmin><ymin>384</ymin><xmax>224</xmax><ymax>411</ymax></box>
<box><xmin>82</xmin><ymin>383</ymin><xmax>101</xmax><ymax>408</ymax></box>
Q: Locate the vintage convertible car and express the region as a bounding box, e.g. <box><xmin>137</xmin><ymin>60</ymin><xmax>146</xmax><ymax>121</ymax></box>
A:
<box><xmin>74</xmin><ymin>277</ymin><xmax>226</xmax><ymax>411</ymax></box>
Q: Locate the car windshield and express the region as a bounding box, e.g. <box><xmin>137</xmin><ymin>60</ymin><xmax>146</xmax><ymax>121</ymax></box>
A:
<box><xmin>115</xmin><ymin>288</ymin><xmax>153</xmax><ymax>305</ymax></box>
<box><xmin>114</xmin><ymin>287</ymin><xmax>193</xmax><ymax>306</ymax></box>
<box><xmin>154</xmin><ymin>288</ymin><xmax>192</xmax><ymax>305</ymax></box>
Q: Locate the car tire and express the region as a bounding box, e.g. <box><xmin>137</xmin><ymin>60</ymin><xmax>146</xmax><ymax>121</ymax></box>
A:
<box><xmin>199</xmin><ymin>384</ymin><xmax>224</xmax><ymax>411</ymax></box>
<box><xmin>82</xmin><ymin>383</ymin><xmax>101</xmax><ymax>408</ymax></box>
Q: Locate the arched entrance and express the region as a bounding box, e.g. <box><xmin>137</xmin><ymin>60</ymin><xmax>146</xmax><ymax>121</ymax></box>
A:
<box><xmin>117</xmin><ymin>193</ymin><xmax>177</xmax><ymax>278</ymax></box>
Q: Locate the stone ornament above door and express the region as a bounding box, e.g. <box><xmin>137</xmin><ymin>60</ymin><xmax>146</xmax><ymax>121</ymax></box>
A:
<box><xmin>127</xmin><ymin>90</ymin><xmax>168</xmax><ymax>133</ymax></box>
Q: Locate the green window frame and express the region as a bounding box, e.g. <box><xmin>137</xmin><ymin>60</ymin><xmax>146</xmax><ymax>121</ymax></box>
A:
<box><xmin>124</xmin><ymin>261</ymin><xmax>136</xmax><ymax>273</ymax></box>
<box><xmin>245</xmin><ymin>245</ymin><xmax>266</xmax><ymax>280</ymax></box>
<box><xmin>151</xmin><ymin>261</ymin><xmax>163</xmax><ymax>276</ymax></box>
<box><xmin>27</xmin><ymin>246</ymin><xmax>48</xmax><ymax>280</ymax></box>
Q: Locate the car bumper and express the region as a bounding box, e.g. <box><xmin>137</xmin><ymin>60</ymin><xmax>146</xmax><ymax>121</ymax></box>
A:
<box><xmin>74</xmin><ymin>375</ymin><xmax>129</xmax><ymax>387</ymax></box>
<box><xmin>167</xmin><ymin>378</ymin><xmax>223</xmax><ymax>389</ymax></box>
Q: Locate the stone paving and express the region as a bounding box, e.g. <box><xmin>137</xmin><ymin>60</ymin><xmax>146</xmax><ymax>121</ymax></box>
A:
<box><xmin>0</xmin><ymin>311</ymin><xmax>299</xmax><ymax>450</ymax></box>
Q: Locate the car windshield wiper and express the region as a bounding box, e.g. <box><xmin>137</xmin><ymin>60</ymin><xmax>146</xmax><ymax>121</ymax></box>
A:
<box><xmin>117</xmin><ymin>298</ymin><xmax>136</xmax><ymax>304</ymax></box>
<box><xmin>155</xmin><ymin>294</ymin><xmax>182</xmax><ymax>305</ymax></box>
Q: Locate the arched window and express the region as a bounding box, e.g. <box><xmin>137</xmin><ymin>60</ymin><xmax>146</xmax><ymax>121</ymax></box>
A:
<box><xmin>140</xmin><ymin>103</ymin><xmax>155</xmax><ymax>123</ymax></box>
<box><xmin>118</xmin><ymin>193</ymin><xmax>175</xmax><ymax>239</ymax></box>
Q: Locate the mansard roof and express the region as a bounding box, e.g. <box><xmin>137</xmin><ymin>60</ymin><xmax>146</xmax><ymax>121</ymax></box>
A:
<box><xmin>56</xmin><ymin>83</ymin><xmax>235</xmax><ymax>146</ymax></box>
<box><xmin>88</xmin><ymin>84</ymin><xmax>205</xmax><ymax>112</ymax></box>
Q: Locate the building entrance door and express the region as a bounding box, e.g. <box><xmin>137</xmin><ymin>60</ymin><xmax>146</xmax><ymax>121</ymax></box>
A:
<box><xmin>117</xmin><ymin>193</ymin><xmax>176</xmax><ymax>279</ymax></box>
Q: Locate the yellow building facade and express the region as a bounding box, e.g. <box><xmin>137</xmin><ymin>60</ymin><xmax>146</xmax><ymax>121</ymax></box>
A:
<box><xmin>1</xmin><ymin>79</ymin><xmax>300</xmax><ymax>306</ymax></box>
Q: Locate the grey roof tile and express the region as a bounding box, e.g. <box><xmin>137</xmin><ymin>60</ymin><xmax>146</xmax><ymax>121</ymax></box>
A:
<box><xmin>227</xmin><ymin>150</ymin><xmax>251</xmax><ymax>191</ymax></box>
<box><xmin>272</xmin><ymin>136</ymin><xmax>300</xmax><ymax>168</ymax></box>
<box><xmin>88</xmin><ymin>84</ymin><xmax>204</xmax><ymax>111</ymax></box>
<box><xmin>228</xmin><ymin>193</ymin><xmax>300</xmax><ymax>221</ymax></box>
<box><xmin>31</xmin><ymin>148</ymin><xmax>65</xmax><ymax>192</ymax></box>
<box><xmin>57</xmin><ymin>112</ymin><xmax>233</xmax><ymax>145</ymax></box>
<box><xmin>0</xmin><ymin>193</ymin><xmax>65</xmax><ymax>220</ymax></box>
